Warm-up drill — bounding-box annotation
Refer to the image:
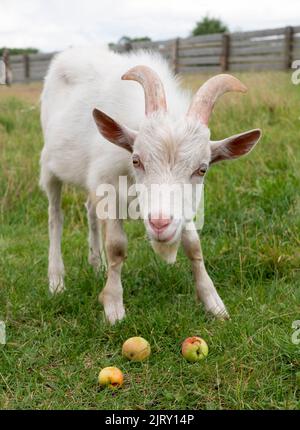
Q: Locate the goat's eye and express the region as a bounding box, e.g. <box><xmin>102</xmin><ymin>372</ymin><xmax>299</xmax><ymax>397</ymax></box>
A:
<box><xmin>193</xmin><ymin>163</ymin><xmax>208</xmax><ymax>177</ymax></box>
<box><xmin>132</xmin><ymin>154</ymin><xmax>142</xmax><ymax>169</ymax></box>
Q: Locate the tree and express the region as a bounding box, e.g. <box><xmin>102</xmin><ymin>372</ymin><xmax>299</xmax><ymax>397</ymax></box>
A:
<box><xmin>130</xmin><ymin>37</ymin><xmax>151</xmax><ymax>43</ymax></box>
<box><xmin>192</xmin><ymin>16</ymin><xmax>228</xmax><ymax>36</ymax></box>
<box><xmin>118</xmin><ymin>36</ymin><xmax>151</xmax><ymax>45</ymax></box>
<box><xmin>110</xmin><ymin>36</ymin><xmax>152</xmax><ymax>52</ymax></box>
<box><xmin>0</xmin><ymin>47</ymin><xmax>39</xmax><ymax>56</ymax></box>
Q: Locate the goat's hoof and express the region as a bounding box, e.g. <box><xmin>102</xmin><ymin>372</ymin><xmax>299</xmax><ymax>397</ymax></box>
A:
<box><xmin>105</xmin><ymin>303</ymin><xmax>126</xmax><ymax>325</ymax></box>
<box><xmin>99</xmin><ymin>293</ymin><xmax>125</xmax><ymax>325</ymax></box>
<box><xmin>207</xmin><ymin>306</ymin><xmax>230</xmax><ymax>320</ymax></box>
<box><xmin>49</xmin><ymin>276</ymin><xmax>65</xmax><ymax>294</ymax></box>
<box><xmin>204</xmin><ymin>299</ymin><xmax>230</xmax><ymax>320</ymax></box>
<box><xmin>197</xmin><ymin>290</ymin><xmax>230</xmax><ymax>320</ymax></box>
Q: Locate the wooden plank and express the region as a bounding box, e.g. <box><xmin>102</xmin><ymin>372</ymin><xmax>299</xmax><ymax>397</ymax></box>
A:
<box><xmin>293</xmin><ymin>39</ymin><xmax>300</xmax><ymax>48</ymax></box>
<box><xmin>178</xmin><ymin>46</ymin><xmax>222</xmax><ymax>57</ymax></box>
<box><xmin>30</xmin><ymin>61</ymin><xmax>50</xmax><ymax>70</ymax></box>
<box><xmin>133</xmin><ymin>46</ymin><xmax>172</xmax><ymax>57</ymax></box>
<box><xmin>10</xmin><ymin>62</ymin><xmax>23</xmax><ymax>69</ymax></box>
<box><xmin>10</xmin><ymin>66</ymin><xmax>22</xmax><ymax>81</ymax></box>
<box><xmin>231</xmin><ymin>43</ymin><xmax>284</xmax><ymax>56</ymax></box>
<box><xmin>183</xmin><ymin>33</ymin><xmax>223</xmax><ymax>44</ymax></box>
<box><xmin>178</xmin><ymin>56</ymin><xmax>220</xmax><ymax>66</ymax></box>
<box><xmin>10</xmin><ymin>71</ymin><xmax>25</xmax><ymax>82</ymax></box>
<box><xmin>178</xmin><ymin>65</ymin><xmax>221</xmax><ymax>74</ymax></box>
<box><xmin>231</xmin><ymin>38</ymin><xmax>284</xmax><ymax>49</ymax></box>
<box><xmin>30</xmin><ymin>67</ymin><xmax>49</xmax><ymax>77</ymax></box>
<box><xmin>292</xmin><ymin>49</ymin><xmax>300</xmax><ymax>61</ymax></box>
<box><xmin>30</xmin><ymin>60</ymin><xmax>50</xmax><ymax>69</ymax></box>
<box><xmin>229</xmin><ymin>54</ymin><xmax>285</xmax><ymax>64</ymax></box>
<box><xmin>131</xmin><ymin>39</ymin><xmax>175</xmax><ymax>50</ymax></box>
<box><xmin>29</xmin><ymin>72</ymin><xmax>48</xmax><ymax>80</ymax></box>
<box><xmin>229</xmin><ymin>62</ymin><xmax>284</xmax><ymax>71</ymax></box>
<box><xmin>30</xmin><ymin>67</ymin><xmax>48</xmax><ymax>76</ymax></box>
<box><xmin>30</xmin><ymin>71</ymin><xmax>48</xmax><ymax>80</ymax></box>
<box><xmin>179</xmin><ymin>40</ymin><xmax>222</xmax><ymax>50</ymax></box>
<box><xmin>9</xmin><ymin>55</ymin><xmax>24</xmax><ymax>64</ymax></box>
<box><xmin>231</xmin><ymin>27</ymin><xmax>286</xmax><ymax>40</ymax></box>
<box><xmin>28</xmin><ymin>52</ymin><xmax>54</xmax><ymax>61</ymax></box>
<box><xmin>171</xmin><ymin>38</ymin><xmax>179</xmax><ymax>73</ymax></box>
<box><xmin>293</xmin><ymin>40</ymin><xmax>300</xmax><ymax>50</ymax></box>
<box><xmin>9</xmin><ymin>52</ymin><xmax>54</xmax><ymax>63</ymax></box>
<box><xmin>292</xmin><ymin>25</ymin><xmax>300</xmax><ymax>34</ymax></box>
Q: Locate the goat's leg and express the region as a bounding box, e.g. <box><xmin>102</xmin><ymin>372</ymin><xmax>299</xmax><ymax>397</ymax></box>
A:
<box><xmin>44</xmin><ymin>174</ymin><xmax>65</xmax><ymax>294</ymax></box>
<box><xmin>99</xmin><ymin>219</ymin><xmax>127</xmax><ymax>324</ymax></box>
<box><xmin>86</xmin><ymin>196</ymin><xmax>107</xmax><ymax>271</ymax></box>
<box><xmin>182</xmin><ymin>224</ymin><xmax>229</xmax><ymax>319</ymax></box>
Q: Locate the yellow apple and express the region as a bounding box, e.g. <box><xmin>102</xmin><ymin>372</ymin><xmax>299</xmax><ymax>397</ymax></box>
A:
<box><xmin>122</xmin><ymin>336</ymin><xmax>151</xmax><ymax>361</ymax></box>
<box><xmin>181</xmin><ymin>336</ymin><xmax>208</xmax><ymax>362</ymax></box>
<box><xmin>98</xmin><ymin>366</ymin><xmax>124</xmax><ymax>388</ymax></box>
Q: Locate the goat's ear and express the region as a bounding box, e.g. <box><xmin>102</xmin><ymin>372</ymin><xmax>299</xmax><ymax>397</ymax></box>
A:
<box><xmin>93</xmin><ymin>108</ymin><xmax>137</xmax><ymax>153</ymax></box>
<box><xmin>210</xmin><ymin>129</ymin><xmax>261</xmax><ymax>164</ymax></box>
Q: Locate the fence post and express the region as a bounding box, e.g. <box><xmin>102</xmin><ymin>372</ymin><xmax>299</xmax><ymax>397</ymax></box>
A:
<box><xmin>3</xmin><ymin>48</ymin><xmax>12</xmax><ymax>85</ymax></box>
<box><xmin>221</xmin><ymin>33</ymin><xmax>230</xmax><ymax>72</ymax></box>
<box><xmin>172</xmin><ymin>38</ymin><xmax>179</xmax><ymax>74</ymax></box>
<box><xmin>284</xmin><ymin>26</ymin><xmax>294</xmax><ymax>69</ymax></box>
<box><xmin>23</xmin><ymin>54</ymin><xmax>30</xmax><ymax>81</ymax></box>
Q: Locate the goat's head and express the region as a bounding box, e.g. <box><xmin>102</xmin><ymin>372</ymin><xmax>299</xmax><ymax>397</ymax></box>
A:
<box><xmin>93</xmin><ymin>66</ymin><xmax>261</xmax><ymax>262</ymax></box>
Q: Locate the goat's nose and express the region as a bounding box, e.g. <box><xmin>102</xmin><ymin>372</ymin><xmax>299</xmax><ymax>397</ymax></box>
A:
<box><xmin>148</xmin><ymin>214</ymin><xmax>172</xmax><ymax>232</ymax></box>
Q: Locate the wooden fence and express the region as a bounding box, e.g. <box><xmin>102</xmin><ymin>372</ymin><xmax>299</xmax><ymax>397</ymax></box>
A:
<box><xmin>3</xmin><ymin>25</ymin><xmax>300</xmax><ymax>82</ymax></box>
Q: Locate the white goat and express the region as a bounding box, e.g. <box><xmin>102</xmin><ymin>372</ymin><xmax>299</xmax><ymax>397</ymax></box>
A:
<box><xmin>40</xmin><ymin>46</ymin><xmax>261</xmax><ymax>324</ymax></box>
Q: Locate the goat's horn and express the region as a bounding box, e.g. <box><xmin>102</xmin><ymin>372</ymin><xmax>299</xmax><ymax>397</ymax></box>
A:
<box><xmin>122</xmin><ymin>65</ymin><xmax>167</xmax><ymax>115</ymax></box>
<box><xmin>187</xmin><ymin>74</ymin><xmax>247</xmax><ymax>126</ymax></box>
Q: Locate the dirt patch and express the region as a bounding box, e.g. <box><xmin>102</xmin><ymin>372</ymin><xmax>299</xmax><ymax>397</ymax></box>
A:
<box><xmin>0</xmin><ymin>82</ymin><xmax>43</xmax><ymax>105</ymax></box>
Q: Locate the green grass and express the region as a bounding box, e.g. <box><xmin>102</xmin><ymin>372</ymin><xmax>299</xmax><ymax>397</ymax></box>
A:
<box><xmin>0</xmin><ymin>72</ymin><xmax>300</xmax><ymax>410</ymax></box>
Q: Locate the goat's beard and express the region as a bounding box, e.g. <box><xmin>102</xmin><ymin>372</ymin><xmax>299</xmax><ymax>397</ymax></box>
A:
<box><xmin>150</xmin><ymin>239</ymin><xmax>181</xmax><ymax>264</ymax></box>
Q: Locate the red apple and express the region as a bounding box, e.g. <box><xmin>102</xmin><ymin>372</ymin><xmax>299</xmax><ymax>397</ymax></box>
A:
<box><xmin>181</xmin><ymin>336</ymin><xmax>208</xmax><ymax>362</ymax></box>
<box><xmin>98</xmin><ymin>366</ymin><xmax>124</xmax><ymax>388</ymax></box>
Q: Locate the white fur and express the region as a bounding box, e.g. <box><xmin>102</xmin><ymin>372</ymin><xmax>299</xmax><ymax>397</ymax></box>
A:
<box><xmin>40</xmin><ymin>45</ymin><xmax>240</xmax><ymax>323</ymax></box>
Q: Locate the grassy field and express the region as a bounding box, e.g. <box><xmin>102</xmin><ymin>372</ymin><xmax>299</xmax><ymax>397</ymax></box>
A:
<box><xmin>0</xmin><ymin>73</ymin><xmax>300</xmax><ymax>410</ymax></box>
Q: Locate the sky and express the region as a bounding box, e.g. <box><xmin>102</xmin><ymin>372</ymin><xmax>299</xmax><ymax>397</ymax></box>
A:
<box><xmin>0</xmin><ymin>0</ymin><xmax>300</xmax><ymax>52</ymax></box>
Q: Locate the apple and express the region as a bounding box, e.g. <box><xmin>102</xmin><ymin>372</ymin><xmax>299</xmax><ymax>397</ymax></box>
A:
<box><xmin>122</xmin><ymin>336</ymin><xmax>151</xmax><ymax>361</ymax></box>
<box><xmin>98</xmin><ymin>366</ymin><xmax>124</xmax><ymax>388</ymax></box>
<box><xmin>181</xmin><ymin>336</ymin><xmax>208</xmax><ymax>362</ymax></box>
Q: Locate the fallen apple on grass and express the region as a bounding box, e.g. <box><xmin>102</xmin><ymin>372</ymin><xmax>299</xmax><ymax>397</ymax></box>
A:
<box><xmin>122</xmin><ymin>336</ymin><xmax>151</xmax><ymax>361</ymax></box>
<box><xmin>181</xmin><ymin>336</ymin><xmax>208</xmax><ymax>362</ymax></box>
<box><xmin>98</xmin><ymin>366</ymin><xmax>124</xmax><ymax>388</ymax></box>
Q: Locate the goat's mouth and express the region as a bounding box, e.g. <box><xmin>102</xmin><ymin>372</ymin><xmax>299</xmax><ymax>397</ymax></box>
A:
<box><xmin>145</xmin><ymin>221</ymin><xmax>181</xmax><ymax>245</ymax></box>
<box><xmin>155</xmin><ymin>228</ymin><xmax>177</xmax><ymax>243</ymax></box>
